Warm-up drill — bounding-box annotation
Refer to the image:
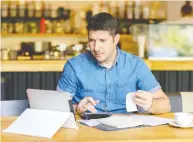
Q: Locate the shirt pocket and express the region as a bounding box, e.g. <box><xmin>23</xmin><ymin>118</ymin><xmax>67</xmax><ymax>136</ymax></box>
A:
<box><xmin>116</xmin><ymin>81</ymin><xmax>136</xmax><ymax>104</ymax></box>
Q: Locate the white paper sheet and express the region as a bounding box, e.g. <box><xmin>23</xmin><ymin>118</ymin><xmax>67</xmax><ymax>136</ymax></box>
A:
<box><xmin>62</xmin><ymin>114</ymin><xmax>78</xmax><ymax>129</ymax></box>
<box><xmin>126</xmin><ymin>92</ymin><xmax>138</xmax><ymax>112</ymax></box>
<box><xmin>78</xmin><ymin>119</ymin><xmax>100</xmax><ymax>127</ymax></box>
<box><xmin>2</xmin><ymin>108</ymin><xmax>77</xmax><ymax>138</ymax></box>
<box><xmin>97</xmin><ymin>116</ymin><xmax>143</xmax><ymax>128</ymax></box>
<box><xmin>131</xmin><ymin>115</ymin><xmax>172</xmax><ymax>126</ymax></box>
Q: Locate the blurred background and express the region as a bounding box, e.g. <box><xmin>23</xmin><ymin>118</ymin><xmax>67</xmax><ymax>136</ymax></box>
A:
<box><xmin>1</xmin><ymin>0</ymin><xmax>193</xmax><ymax>100</ymax></box>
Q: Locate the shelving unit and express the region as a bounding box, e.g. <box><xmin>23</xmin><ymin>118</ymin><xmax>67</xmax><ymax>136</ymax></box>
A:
<box><xmin>1</xmin><ymin>33</ymin><xmax>132</xmax><ymax>39</ymax></box>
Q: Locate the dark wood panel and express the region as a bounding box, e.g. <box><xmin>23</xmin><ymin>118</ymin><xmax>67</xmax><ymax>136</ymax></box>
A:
<box><xmin>1</xmin><ymin>71</ymin><xmax>193</xmax><ymax>100</ymax></box>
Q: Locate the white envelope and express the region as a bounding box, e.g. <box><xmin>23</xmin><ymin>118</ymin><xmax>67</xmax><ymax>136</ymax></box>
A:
<box><xmin>2</xmin><ymin>108</ymin><xmax>77</xmax><ymax>138</ymax></box>
<box><xmin>126</xmin><ymin>92</ymin><xmax>138</xmax><ymax>112</ymax></box>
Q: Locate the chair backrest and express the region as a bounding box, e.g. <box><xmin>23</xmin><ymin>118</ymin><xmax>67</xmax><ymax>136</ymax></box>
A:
<box><xmin>1</xmin><ymin>100</ymin><xmax>29</xmax><ymax>116</ymax></box>
<box><xmin>167</xmin><ymin>92</ymin><xmax>182</xmax><ymax>112</ymax></box>
<box><xmin>137</xmin><ymin>92</ymin><xmax>182</xmax><ymax>113</ymax></box>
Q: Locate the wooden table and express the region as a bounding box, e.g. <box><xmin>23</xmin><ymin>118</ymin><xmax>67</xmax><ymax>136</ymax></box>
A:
<box><xmin>1</xmin><ymin>113</ymin><xmax>193</xmax><ymax>142</ymax></box>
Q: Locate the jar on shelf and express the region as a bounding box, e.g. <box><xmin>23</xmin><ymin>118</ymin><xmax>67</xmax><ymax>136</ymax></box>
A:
<box><xmin>1</xmin><ymin>23</ymin><xmax>8</xmax><ymax>34</ymax></box>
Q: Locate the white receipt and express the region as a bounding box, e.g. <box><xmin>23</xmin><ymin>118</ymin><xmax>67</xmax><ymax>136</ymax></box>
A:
<box><xmin>126</xmin><ymin>92</ymin><xmax>138</xmax><ymax>112</ymax></box>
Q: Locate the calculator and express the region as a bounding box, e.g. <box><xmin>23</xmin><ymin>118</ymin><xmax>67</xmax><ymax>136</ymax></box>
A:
<box><xmin>80</xmin><ymin>112</ymin><xmax>112</xmax><ymax>120</ymax></box>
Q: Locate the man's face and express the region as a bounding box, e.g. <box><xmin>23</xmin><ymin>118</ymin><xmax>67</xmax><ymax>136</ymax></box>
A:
<box><xmin>88</xmin><ymin>30</ymin><xmax>120</xmax><ymax>64</ymax></box>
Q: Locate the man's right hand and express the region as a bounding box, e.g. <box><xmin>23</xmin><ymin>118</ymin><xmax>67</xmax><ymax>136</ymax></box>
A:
<box><xmin>76</xmin><ymin>97</ymin><xmax>99</xmax><ymax>114</ymax></box>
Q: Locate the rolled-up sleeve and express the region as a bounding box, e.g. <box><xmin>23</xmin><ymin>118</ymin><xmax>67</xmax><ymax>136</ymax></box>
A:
<box><xmin>57</xmin><ymin>61</ymin><xmax>78</xmax><ymax>96</ymax></box>
<box><xmin>136</xmin><ymin>59</ymin><xmax>161</xmax><ymax>93</ymax></box>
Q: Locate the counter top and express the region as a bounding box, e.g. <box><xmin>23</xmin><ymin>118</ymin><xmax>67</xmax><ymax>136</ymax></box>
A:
<box><xmin>1</xmin><ymin>59</ymin><xmax>193</xmax><ymax>72</ymax></box>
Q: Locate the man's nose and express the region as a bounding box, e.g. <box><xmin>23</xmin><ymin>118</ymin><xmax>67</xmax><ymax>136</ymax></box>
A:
<box><xmin>94</xmin><ymin>41</ymin><xmax>100</xmax><ymax>52</ymax></box>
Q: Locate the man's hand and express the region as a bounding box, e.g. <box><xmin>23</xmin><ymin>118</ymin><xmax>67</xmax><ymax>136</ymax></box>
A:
<box><xmin>133</xmin><ymin>90</ymin><xmax>153</xmax><ymax>111</ymax></box>
<box><xmin>76</xmin><ymin>97</ymin><xmax>99</xmax><ymax>114</ymax></box>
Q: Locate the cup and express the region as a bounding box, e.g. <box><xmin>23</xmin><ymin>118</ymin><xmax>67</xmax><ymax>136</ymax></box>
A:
<box><xmin>174</xmin><ymin>112</ymin><xmax>193</xmax><ymax>127</ymax></box>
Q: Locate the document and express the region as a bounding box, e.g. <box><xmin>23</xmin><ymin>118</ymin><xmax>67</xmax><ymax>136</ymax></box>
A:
<box><xmin>78</xmin><ymin>119</ymin><xmax>100</xmax><ymax>127</ymax></box>
<box><xmin>2</xmin><ymin>108</ymin><xmax>77</xmax><ymax>138</ymax></box>
<box><xmin>130</xmin><ymin>115</ymin><xmax>172</xmax><ymax>126</ymax></box>
<box><xmin>97</xmin><ymin>116</ymin><xmax>142</xmax><ymax>128</ymax></box>
<box><xmin>78</xmin><ymin>115</ymin><xmax>171</xmax><ymax>128</ymax></box>
<box><xmin>126</xmin><ymin>92</ymin><xmax>138</xmax><ymax>112</ymax></box>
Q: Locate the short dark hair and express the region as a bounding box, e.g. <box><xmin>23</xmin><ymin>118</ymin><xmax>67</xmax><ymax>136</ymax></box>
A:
<box><xmin>87</xmin><ymin>12</ymin><xmax>119</xmax><ymax>36</ymax></box>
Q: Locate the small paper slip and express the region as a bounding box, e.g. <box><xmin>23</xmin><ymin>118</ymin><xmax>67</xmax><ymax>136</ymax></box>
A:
<box><xmin>78</xmin><ymin>119</ymin><xmax>100</xmax><ymax>127</ymax></box>
<box><xmin>126</xmin><ymin>92</ymin><xmax>138</xmax><ymax>112</ymax></box>
<box><xmin>131</xmin><ymin>115</ymin><xmax>172</xmax><ymax>126</ymax></box>
<box><xmin>97</xmin><ymin>116</ymin><xmax>142</xmax><ymax>128</ymax></box>
<box><xmin>2</xmin><ymin>108</ymin><xmax>77</xmax><ymax>138</ymax></box>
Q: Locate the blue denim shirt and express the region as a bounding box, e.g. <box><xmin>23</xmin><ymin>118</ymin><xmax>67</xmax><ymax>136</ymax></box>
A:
<box><xmin>57</xmin><ymin>48</ymin><xmax>161</xmax><ymax>113</ymax></box>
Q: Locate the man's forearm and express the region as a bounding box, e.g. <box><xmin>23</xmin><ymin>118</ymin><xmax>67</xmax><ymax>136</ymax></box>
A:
<box><xmin>149</xmin><ymin>97</ymin><xmax>171</xmax><ymax>114</ymax></box>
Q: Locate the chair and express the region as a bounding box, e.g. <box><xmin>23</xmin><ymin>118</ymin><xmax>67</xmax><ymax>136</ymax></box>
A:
<box><xmin>167</xmin><ymin>92</ymin><xmax>182</xmax><ymax>112</ymax></box>
<box><xmin>137</xmin><ymin>92</ymin><xmax>183</xmax><ymax>113</ymax></box>
<box><xmin>1</xmin><ymin>100</ymin><xmax>29</xmax><ymax>116</ymax></box>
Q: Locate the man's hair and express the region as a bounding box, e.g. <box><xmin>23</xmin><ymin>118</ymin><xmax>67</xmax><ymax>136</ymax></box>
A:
<box><xmin>87</xmin><ymin>12</ymin><xmax>119</xmax><ymax>36</ymax></box>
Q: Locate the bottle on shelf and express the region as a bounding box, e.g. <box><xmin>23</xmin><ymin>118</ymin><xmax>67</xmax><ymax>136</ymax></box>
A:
<box><xmin>134</xmin><ymin>0</ymin><xmax>142</xmax><ymax>19</ymax></box>
<box><xmin>9</xmin><ymin>1</ymin><xmax>18</xmax><ymax>17</ymax></box>
<box><xmin>1</xmin><ymin>1</ymin><xmax>9</xmax><ymax>18</ymax></box>
<box><xmin>42</xmin><ymin>2</ymin><xmax>51</xmax><ymax>18</ymax></box>
<box><xmin>117</xmin><ymin>1</ymin><xmax>125</xmax><ymax>19</ymax></box>
<box><xmin>18</xmin><ymin>0</ymin><xmax>26</xmax><ymax>17</ymax></box>
<box><xmin>109</xmin><ymin>1</ymin><xmax>117</xmax><ymax>17</ymax></box>
<box><xmin>27</xmin><ymin>0</ymin><xmax>35</xmax><ymax>18</ymax></box>
<box><xmin>34</xmin><ymin>1</ymin><xmax>42</xmax><ymax>18</ymax></box>
<box><xmin>126</xmin><ymin>1</ymin><xmax>134</xmax><ymax>20</ymax></box>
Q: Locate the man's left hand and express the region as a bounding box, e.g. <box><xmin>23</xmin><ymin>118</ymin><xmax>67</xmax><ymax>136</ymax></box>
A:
<box><xmin>133</xmin><ymin>90</ymin><xmax>153</xmax><ymax>111</ymax></box>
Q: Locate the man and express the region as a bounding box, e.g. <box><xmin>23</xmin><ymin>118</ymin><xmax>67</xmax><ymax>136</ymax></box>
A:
<box><xmin>57</xmin><ymin>12</ymin><xmax>171</xmax><ymax>114</ymax></box>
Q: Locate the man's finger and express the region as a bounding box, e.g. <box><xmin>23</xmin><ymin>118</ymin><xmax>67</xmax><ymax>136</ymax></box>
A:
<box><xmin>85</xmin><ymin>103</ymin><xmax>97</xmax><ymax>113</ymax></box>
<box><xmin>135</xmin><ymin>92</ymin><xmax>146</xmax><ymax>100</ymax></box>
<box><xmin>77</xmin><ymin>106</ymin><xmax>87</xmax><ymax>113</ymax></box>
<box><xmin>78</xmin><ymin>98</ymin><xmax>88</xmax><ymax>108</ymax></box>
<box><xmin>85</xmin><ymin>97</ymin><xmax>97</xmax><ymax>106</ymax></box>
<box><xmin>134</xmin><ymin>97</ymin><xmax>146</xmax><ymax>105</ymax></box>
<box><xmin>135</xmin><ymin>102</ymin><xmax>145</xmax><ymax>108</ymax></box>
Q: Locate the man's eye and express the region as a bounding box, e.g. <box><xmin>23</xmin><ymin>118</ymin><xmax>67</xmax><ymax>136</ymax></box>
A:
<box><xmin>89</xmin><ymin>39</ymin><xmax>94</xmax><ymax>42</ymax></box>
<box><xmin>100</xmin><ymin>39</ymin><xmax>105</xmax><ymax>42</ymax></box>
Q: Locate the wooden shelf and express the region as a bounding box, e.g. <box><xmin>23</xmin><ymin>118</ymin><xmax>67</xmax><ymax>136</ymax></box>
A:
<box><xmin>1</xmin><ymin>17</ymin><xmax>70</xmax><ymax>22</ymax></box>
<box><xmin>1</xmin><ymin>59</ymin><xmax>193</xmax><ymax>72</ymax></box>
<box><xmin>1</xmin><ymin>33</ymin><xmax>88</xmax><ymax>38</ymax></box>
<box><xmin>1</xmin><ymin>33</ymin><xmax>132</xmax><ymax>39</ymax></box>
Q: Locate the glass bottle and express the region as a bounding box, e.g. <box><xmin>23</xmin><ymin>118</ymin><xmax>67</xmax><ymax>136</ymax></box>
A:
<box><xmin>9</xmin><ymin>1</ymin><xmax>17</xmax><ymax>17</ymax></box>
<box><xmin>27</xmin><ymin>1</ymin><xmax>35</xmax><ymax>18</ymax></box>
<box><xmin>18</xmin><ymin>0</ymin><xmax>25</xmax><ymax>17</ymax></box>
<box><xmin>1</xmin><ymin>1</ymin><xmax>9</xmax><ymax>17</ymax></box>
<box><xmin>126</xmin><ymin>1</ymin><xmax>133</xmax><ymax>19</ymax></box>
<box><xmin>35</xmin><ymin>1</ymin><xmax>42</xmax><ymax>18</ymax></box>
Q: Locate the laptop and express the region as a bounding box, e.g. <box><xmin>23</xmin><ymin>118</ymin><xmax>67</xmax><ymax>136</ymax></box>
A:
<box><xmin>26</xmin><ymin>89</ymin><xmax>73</xmax><ymax>113</ymax></box>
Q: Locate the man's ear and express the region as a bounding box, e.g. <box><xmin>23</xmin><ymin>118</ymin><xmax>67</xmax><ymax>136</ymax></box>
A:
<box><xmin>114</xmin><ymin>34</ymin><xmax>120</xmax><ymax>45</ymax></box>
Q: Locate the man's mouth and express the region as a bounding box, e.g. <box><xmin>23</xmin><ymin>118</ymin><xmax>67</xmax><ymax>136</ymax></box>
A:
<box><xmin>95</xmin><ymin>53</ymin><xmax>103</xmax><ymax>57</ymax></box>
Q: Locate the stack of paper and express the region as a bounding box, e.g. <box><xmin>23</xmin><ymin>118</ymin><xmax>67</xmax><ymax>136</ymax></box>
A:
<box><xmin>78</xmin><ymin>115</ymin><xmax>172</xmax><ymax>128</ymax></box>
<box><xmin>97</xmin><ymin>116</ymin><xmax>142</xmax><ymax>128</ymax></box>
